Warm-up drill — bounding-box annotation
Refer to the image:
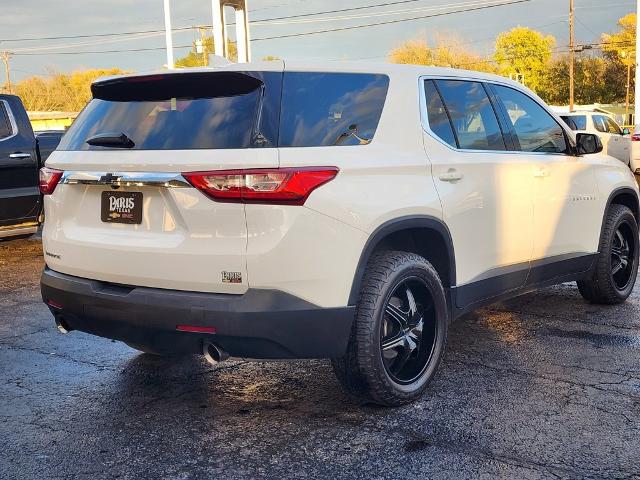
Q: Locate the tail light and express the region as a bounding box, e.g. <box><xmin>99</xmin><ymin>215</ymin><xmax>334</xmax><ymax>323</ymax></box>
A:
<box><xmin>39</xmin><ymin>167</ymin><xmax>64</xmax><ymax>195</ymax></box>
<box><xmin>183</xmin><ymin>167</ymin><xmax>339</xmax><ymax>205</ymax></box>
<box><xmin>632</xmin><ymin>132</ymin><xmax>640</xmax><ymax>142</ymax></box>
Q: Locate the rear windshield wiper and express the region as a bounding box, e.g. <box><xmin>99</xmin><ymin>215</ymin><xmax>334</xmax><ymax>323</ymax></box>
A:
<box><xmin>86</xmin><ymin>132</ymin><xmax>135</xmax><ymax>149</ymax></box>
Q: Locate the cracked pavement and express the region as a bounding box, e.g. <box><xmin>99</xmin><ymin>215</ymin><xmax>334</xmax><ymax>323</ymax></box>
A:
<box><xmin>1</xmin><ymin>236</ymin><xmax>639</xmax><ymax>479</ymax></box>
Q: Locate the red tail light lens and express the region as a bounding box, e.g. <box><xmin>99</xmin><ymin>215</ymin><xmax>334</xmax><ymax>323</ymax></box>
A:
<box><xmin>39</xmin><ymin>167</ymin><xmax>64</xmax><ymax>195</ymax></box>
<box><xmin>183</xmin><ymin>167</ymin><xmax>339</xmax><ymax>205</ymax></box>
<box><xmin>632</xmin><ymin>133</ymin><xmax>640</xmax><ymax>142</ymax></box>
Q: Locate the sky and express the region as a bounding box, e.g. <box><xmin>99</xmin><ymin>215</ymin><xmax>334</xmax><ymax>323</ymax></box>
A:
<box><xmin>0</xmin><ymin>0</ymin><xmax>636</xmax><ymax>81</ymax></box>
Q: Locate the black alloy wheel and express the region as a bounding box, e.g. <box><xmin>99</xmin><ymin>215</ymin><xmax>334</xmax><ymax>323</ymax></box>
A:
<box><xmin>380</xmin><ymin>277</ymin><xmax>437</xmax><ymax>385</ymax></box>
<box><xmin>332</xmin><ymin>251</ymin><xmax>448</xmax><ymax>406</ymax></box>
<box><xmin>610</xmin><ymin>220</ymin><xmax>636</xmax><ymax>291</ymax></box>
<box><xmin>578</xmin><ymin>204</ymin><xmax>639</xmax><ymax>304</ymax></box>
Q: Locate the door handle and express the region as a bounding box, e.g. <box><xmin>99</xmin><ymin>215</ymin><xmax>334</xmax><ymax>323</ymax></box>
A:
<box><xmin>9</xmin><ymin>153</ymin><xmax>31</xmax><ymax>159</ymax></box>
<box><xmin>533</xmin><ymin>167</ymin><xmax>549</xmax><ymax>178</ymax></box>
<box><xmin>438</xmin><ymin>169</ymin><xmax>463</xmax><ymax>182</ymax></box>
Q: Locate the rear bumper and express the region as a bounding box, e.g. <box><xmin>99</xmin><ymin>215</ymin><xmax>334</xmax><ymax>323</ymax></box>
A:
<box><xmin>41</xmin><ymin>268</ymin><xmax>355</xmax><ymax>359</ymax></box>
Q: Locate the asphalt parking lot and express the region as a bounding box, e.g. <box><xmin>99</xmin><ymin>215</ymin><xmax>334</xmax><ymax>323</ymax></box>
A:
<box><xmin>1</xmin><ymin>235</ymin><xmax>639</xmax><ymax>480</ymax></box>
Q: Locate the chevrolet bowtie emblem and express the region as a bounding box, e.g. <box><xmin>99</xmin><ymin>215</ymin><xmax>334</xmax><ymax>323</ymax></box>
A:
<box><xmin>99</xmin><ymin>173</ymin><xmax>122</xmax><ymax>185</ymax></box>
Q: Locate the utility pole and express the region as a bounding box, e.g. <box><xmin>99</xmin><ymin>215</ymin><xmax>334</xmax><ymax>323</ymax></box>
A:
<box><xmin>623</xmin><ymin>52</ymin><xmax>632</xmax><ymax>124</ymax></box>
<box><xmin>163</xmin><ymin>0</ymin><xmax>174</xmax><ymax>69</ymax></box>
<box><xmin>1</xmin><ymin>51</ymin><xmax>11</xmax><ymax>94</ymax></box>
<box><xmin>569</xmin><ymin>0</ymin><xmax>575</xmax><ymax>112</ymax></box>
<box><xmin>197</xmin><ymin>26</ymin><xmax>208</xmax><ymax>67</ymax></box>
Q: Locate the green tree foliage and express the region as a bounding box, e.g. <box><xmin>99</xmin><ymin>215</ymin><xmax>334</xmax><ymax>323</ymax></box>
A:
<box><xmin>175</xmin><ymin>35</ymin><xmax>237</xmax><ymax>67</ymax></box>
<box><xmin>539</xmin><ymin>55</ymin><xmax>626</xmax><ymax>105</ymax></box>
<box><xmin>15</xmin><ymin>68</ymin><xmax>125</xmax><ymax>111</ymax></box>
<box><xmin>389</xmin><ymin>35</ymin><xmax>497</xmax><ymax>73</ymax></box>
<box><xmin>494</xmin><ymin>26</ymin><xmax>555</xmax><ymax>92</ymax></box>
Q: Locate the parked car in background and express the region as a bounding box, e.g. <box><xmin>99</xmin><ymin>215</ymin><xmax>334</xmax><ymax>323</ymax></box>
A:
<box><xmin>560</xmin><ymin>111</ymin><xmax>631</xmax><ymax>167</ymax></box>
<box><xmin>0</xmin><ymin>95</ymin><xmax>63</xmax><ymax>240</ymax></box>
<box><xmin>40</xmin><ymin>63</ymin><xmax>638</xmax><ymax>406</ymax></box>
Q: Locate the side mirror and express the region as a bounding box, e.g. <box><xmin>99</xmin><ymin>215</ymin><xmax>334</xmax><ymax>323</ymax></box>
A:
<box><xmin>622</xmin><ymin>127</ymin><xmax>631</xmax><ymax>135</ymax></box>
<box><xmin>576</xmin><ymin>133</ymin><xmax>603</xmax><ymax>155</ymax></box>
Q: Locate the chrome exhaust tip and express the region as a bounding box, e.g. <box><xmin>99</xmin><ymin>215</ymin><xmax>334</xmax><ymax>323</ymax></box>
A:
<box><xmin>54</xmin><ymin>315</ymin><xmax>72</xmax><ymax>334</ymax></box>
<box><xmin>202</xmin><ymin>342</ymin><xmax>229</xmax><ymax>365</ymax></box>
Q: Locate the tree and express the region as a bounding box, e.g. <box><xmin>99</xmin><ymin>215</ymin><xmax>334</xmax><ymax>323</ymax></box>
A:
<box><xmin>601</xmin><ymin>13</ymin><xmax>636</xmax><ymax>108</ymax></box>
<box><xmin>389</xmin><ymin>34</ymin><xmax>497</xmax><ymax>73</ymax></box>
<box><xmin>175</xmin><ymin>35</ymin><xmax>237</xmax><ymax>67</ymax></box>
<box><xmin>494</xmin><ymin>26</ymin><xmax>555</xmax><ymax>92</ymax></box>
<box><xmin>539</xmin><ymin>55</ymin><xmax>626</xmax><ymax>105</ymax></box>
<box><xmin>15</xmin><ymin>68</ymin><xmax>126</xmax><ymax>111</ymax></box>
<box><xmin>602</xmin><ymin>13</ymin><xmax>636</xmax><ymax>64</ymax></box>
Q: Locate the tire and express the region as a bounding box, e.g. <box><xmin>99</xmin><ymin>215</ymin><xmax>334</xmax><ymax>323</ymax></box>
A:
<box><xmin>332</xmin><ymin>251</ymin><xmax>448</xmax><ymax>406</ymax></box>
<box><xmin>578</xmin><ymin>204</ymin><xmax>639</xmax><ymax>304</ymax></box>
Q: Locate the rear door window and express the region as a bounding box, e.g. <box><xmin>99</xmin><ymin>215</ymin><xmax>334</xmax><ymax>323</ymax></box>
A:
<box><xmin>493</xmin><ymin>85</ymin><xmax>567</xmax><ymax>154</ymax></box>
<box><xmin>434</xmin><ymin>80</ymin><xmax>506</xmax><ymax>151</ymax></box>
<box><xmin>278</xmin><ymin>72</ymin><xmax>389</xmax><ymax>147</ymax></box>
<box><xmin>592</xmin><ymin>115</ymin><xmax>609</xmax><ymax>133</ymax></box>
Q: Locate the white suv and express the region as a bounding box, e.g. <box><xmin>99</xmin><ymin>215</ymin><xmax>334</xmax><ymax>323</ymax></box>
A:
<box><xmin>559</xmin><ymin>111</ymin><xmax>631</xmax><ymax>166</ymax></box>
<box><xmin>40</xmin><ymin>62</ymin><xmax>639</xmax><ymax>406</ymax></box>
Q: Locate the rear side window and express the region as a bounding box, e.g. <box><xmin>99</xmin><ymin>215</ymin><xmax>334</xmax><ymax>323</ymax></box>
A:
<box><xmin>279</xmin><ymin>72</ymin><xmax>389</xmax><ymax>147</ymax></box>
<box><xmin>560</xmin><ymin>115</ymin><xmax>586</xmax><ymax>131</ymax></box>
<box><xmin>434</xmin><ymin>80</ymin><xmax>505</xmax><ymax>151</ymax></box>
<box><xmin>58</xmin><ymin>72</ymin><xmax>281</xmax><ymax>151</ymax></box>
<box><xmin>493</xmin><ymin>85</ymin><xmax>567</xmax><ymax>154</ymax></box>
<box><xmin>0</xmin><ymin>102</ymin><xmax>13</xmax><ymax>140</ymax></box>
<box><xmin>423</xmin><ymin>80</ymin><xmax>456</xmax><ymax>148</ymax></box>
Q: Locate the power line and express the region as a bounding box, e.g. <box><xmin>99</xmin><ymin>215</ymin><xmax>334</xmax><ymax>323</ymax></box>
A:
<box><xmin>0</xmin><ymin>0</ymin><xmax>526</xmax><ymax>43</ymax></box>
<box><xmin>9</xmin><ymin>0</ymin><xmax>532</xmax><ymax>56</ymax></box>
<box><xmin>251</xmin><ymin>0</ymin><xmax>532</xmax><ymax>42</ymax></box>
<box><xmin>0</xmin><ymin>0</ymin><xmax>434</xmax><ymax>42</ymax></box>
<box><xmin>13</xmin><ymin>45</ymin><xmax>192</xmax><ymax>56</ymax></box>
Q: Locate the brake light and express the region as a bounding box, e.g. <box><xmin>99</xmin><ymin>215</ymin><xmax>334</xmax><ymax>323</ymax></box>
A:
<box><xmin>632</xmin><ymin>132</ymin><xmax>640</xmax><ymax>142</ymax></box>
<box><xmin>39</xmin><ymin>167</ymin><xmax>63</xmax><ymax>195</ymax></box>
<box><xmin>183</xmin><ymin>167</ymin><xmax>339</xmax><ymax>205</ymax></box>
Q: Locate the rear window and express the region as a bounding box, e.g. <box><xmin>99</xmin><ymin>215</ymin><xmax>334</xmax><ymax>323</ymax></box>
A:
<box><xmin>58</xmin><ymin>71</ymin><xmax>389</xmax><ymax>151</ymax></box>
<box><xmin>560</xmin><ymin>115</ymin><xmax>586</xmax><ymax>131</ymax></box>
<box><xmin>58</xmin><ymin>72</ymin><xmax>281</xmax><ymax>151</ymax></box>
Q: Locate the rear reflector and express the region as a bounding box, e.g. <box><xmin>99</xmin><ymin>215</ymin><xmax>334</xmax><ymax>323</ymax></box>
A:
<box><xmin>176</xmin><ymin>325</ymin><xmax>216</xmax><ymax>334</ymax></box>
<box><xmin>183</xmin><ymin>167</ymin><xmax>339</xmax><ymax>205</ymax></box>
<box><xmin>47</xmin><ymin>300</ymin><xmax>63</xmax><ymax>310</ymax></box>
<box><xmin>39</xmin><ymin>167</ymin><xmax>64</xmax><ymax>195</ymax></box>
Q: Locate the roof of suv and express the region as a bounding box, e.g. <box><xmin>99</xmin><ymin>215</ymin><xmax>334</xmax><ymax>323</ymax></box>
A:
<box><xmin>92</xmin><ymin>60</ymin><xmax>527</xmax><ymax>92</ymax></box>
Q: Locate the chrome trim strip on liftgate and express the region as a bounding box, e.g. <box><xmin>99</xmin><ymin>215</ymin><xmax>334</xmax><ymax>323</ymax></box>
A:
<box><xmin>60</xmin><ymin>171</ymin><xmax>191</xmax><ymax>188</ymax></box>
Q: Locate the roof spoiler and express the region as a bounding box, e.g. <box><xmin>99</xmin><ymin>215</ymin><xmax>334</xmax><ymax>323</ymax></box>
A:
<box><xmin>91</xmin><ymin>71</ymin><xmax>264</xmax><ymax>101</ymax></box>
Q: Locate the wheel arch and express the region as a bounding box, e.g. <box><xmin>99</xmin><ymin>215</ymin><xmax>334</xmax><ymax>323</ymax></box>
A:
<box><xmin>348</xmin><ymin>216</ymin><xmax>456</xmax><ymax>306</ymax></box>
<box><xmin>606</xmin><ymin>187</ymin><xmax>640</xmax><ymax>228</ymax></box>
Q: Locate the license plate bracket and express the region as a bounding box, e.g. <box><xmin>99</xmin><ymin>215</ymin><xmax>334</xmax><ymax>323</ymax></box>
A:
<box><xmin>101</xmin><ymin>191</ymin><xmax>143</xmax><ymax>224</ymax></box>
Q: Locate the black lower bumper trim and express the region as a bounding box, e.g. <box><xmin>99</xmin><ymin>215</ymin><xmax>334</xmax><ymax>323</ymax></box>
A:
<box><xmin>41</xmin><ymin>268</ymin><xmax>355</xmax><ymax>359</ymax></box>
